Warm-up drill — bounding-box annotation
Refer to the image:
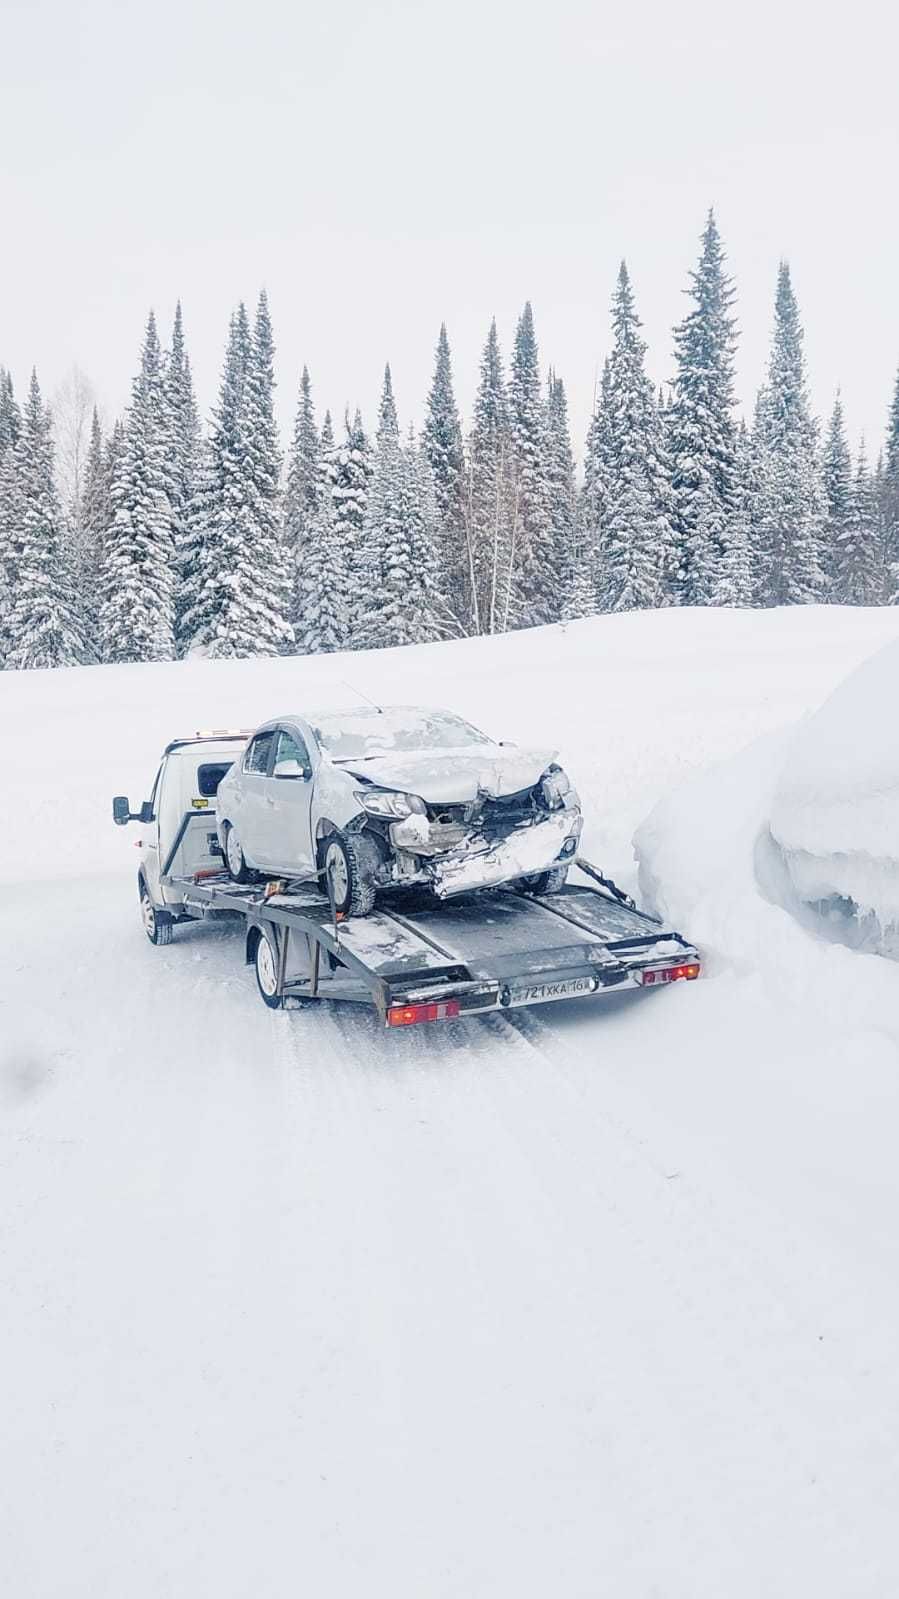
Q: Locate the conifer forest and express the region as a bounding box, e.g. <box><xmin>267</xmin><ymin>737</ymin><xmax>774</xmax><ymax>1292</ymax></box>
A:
<box><xmin>1</xmin><ymin>211</ymin><xmax>897</xmax><ymax>671</ymax></box>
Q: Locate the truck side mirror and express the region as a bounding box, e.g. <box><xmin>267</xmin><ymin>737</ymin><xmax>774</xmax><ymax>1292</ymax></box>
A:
<box><xmin>112</xmin><ymin>796</ymin><xmax>131</xmax><ymax>826</ymax></box>
<box><xmin>139</xmin><ymin>801</ymin><xmax>154</xmax><ymax>823</ymax></box>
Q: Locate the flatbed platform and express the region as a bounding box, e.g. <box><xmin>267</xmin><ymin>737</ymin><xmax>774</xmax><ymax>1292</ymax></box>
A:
<box><xmin>167</xmin><ymin>862</ymin><xmax>701</xmax><ymax>1025</ymax></box>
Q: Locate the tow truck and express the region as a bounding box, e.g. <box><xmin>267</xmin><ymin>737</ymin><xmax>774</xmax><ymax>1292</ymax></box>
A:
<box><xmin>113</xmin><ymin>730</ymin><xmax>701</xmax><ymax>1026</ymax></box>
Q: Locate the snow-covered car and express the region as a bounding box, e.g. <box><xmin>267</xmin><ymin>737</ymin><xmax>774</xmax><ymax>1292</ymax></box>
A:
<box><xmin>216</xmin><ymin>706</ymin><xmax>583</xmax><ymax>915</ymax></box>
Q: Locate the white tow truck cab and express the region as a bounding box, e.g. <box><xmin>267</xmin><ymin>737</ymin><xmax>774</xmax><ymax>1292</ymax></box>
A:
<box><xmin>113</xmin><ymin>731</ymin><xmax>252</xmax><ymax>943</ymax></box>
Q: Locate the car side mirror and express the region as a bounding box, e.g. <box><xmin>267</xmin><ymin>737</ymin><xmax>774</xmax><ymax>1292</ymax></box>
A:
<box><xmin>112</xmin><ymin>795</ymin><xmax>131</xmax><ymax>825</ymax></box>
<box><xmin>273</xmin><ymin>758</ymin><xmax>308</xmax><ymax>780</ymax></box>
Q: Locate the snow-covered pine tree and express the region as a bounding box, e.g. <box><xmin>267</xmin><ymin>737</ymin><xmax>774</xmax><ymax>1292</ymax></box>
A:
<box><xmin>296</xmin><ymin>409</ymin><xmax>349</xmax><ymax>654</ymax></box>
<box><xmin>464</xmin><ymin>319</ymin><xmax>513</xmax><ymax>635</ymax></box>
<box><xmin>99</xmin><ymin>312</ymin><xmax>176</xmax><ymax>662</ymax></box>
<box><xmin>668</xmin><ymin>211</ymin><xmax>741</xmax><ymax>605</ymax></box>
<box><xmin>73</xmin><ymin>406</ymin><xmax>107</xmax><ymax>658</ymax></box>
<box><xmin>507</xmin><ymin>303</ymin><xmax>557</xmax><ymax>627</ymax></box>
<box><xmin>422</xmin><ymin>323</ymin><xmax>467</xmax><ymax>630</ymax></box>
<box><xmin>163</xmin><ymin>302</ymin><xmax>201</xmax><ymax>654</ymax></box>
<box><xmin>6</xmin><ymin>370</ymin><xmax>86</xmax><ymax>669</ymax></box>
<box><xmin>361</xmin><ymin>426</ymin><xmax>445</xmax><ymax>649</ymax></box>
<box><xmin>754</xmin><ymin>263</ymin><xmax>825</xmax><ymax>606</ymax></box>
<box><xmin>230</xmin><ymin>288</ymin><xmax>293</xmax><ymax>655</ymax></box>
<box><xmin>599</xmin><ymin>263</ymin><xmax>675</xmax><ymax>613</ymax></box>
<box><xmin>0</xmin><ymin>369</ymin><xmax>22</xmax><ymax>660</ymax></box>
<box><xmin>831</xmin><ymin>438</ymin><xmax>880</xmax><ymax>604</ymax></box>
<box><xmin>882</xmin><ymin>366</ymin><xmax>899</xmax><ymax>602</ymax></box>
<box><xmin>377</xmin><ymin>363</ymin><xmax>400</xmax><ymax>446</ymax></box>
<box><xmin>283</xmin><ymin>364</ymin><xmax>319</xmax><ymax>631</ymax></box>
<box><xmin>332</xmin><ymin>407</ymin><xmax>374</xmax><ymax>646</ymax></box>
<box><xmin>581</xmin><ymin>357</ymin><xmax>614</xmax><ymax>609</ymax></box>
<box><xmin>548</xmin><ymin>373</ymin><xmax>592</xmax><ymax>621</ymax></box>
<box><xmin>177</xmin><ymin>305</ymin><xmax>251</xmax><ymax>652</ymax></box>
<box><xmin>820</xmin><ymin>391</ymin><xmax>853</xmax><ymax>598</ymax></box>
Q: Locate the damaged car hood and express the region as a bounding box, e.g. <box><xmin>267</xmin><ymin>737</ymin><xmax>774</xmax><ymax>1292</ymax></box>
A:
<box><xmin>332</xmin><ymin>745</ymin><xmax>557</xmax><ymax>804</ymax></box>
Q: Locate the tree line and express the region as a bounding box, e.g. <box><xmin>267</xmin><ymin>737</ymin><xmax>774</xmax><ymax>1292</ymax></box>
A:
<box><xmin>0</xmin><ymin>210</ymin><xmax>897</xmax><ymax>671</ymax></box>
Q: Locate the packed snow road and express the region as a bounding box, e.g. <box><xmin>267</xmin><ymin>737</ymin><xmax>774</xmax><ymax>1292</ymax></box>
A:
<box><xmin>3</xmin><ymin>607</ymin><xmax>899</xmax><ymax>1597</ymax></box>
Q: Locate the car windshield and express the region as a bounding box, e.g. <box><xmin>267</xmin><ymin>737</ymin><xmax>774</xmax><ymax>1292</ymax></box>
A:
<box><xmin>312</xmin><ymin>707</ymin><xmax>492</xmax><ymax>761</ymax></box>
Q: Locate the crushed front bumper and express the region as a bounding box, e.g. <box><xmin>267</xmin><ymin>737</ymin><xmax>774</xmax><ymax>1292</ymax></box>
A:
<box><xmin>426</xmin><ymin>809</ymin><xmax>581</xmax><ymax>899</ymax></box>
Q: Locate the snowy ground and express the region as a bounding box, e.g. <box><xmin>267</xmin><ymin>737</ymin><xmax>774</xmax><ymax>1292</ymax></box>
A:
<box><xmin>2</xmin><ymin>605</ymin><xmax>899</xmax><ymax>1598</ymax></box>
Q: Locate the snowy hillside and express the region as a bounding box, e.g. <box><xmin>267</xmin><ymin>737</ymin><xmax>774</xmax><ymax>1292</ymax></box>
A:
<box><xmin>3</xmin><ymin>605</ymin><xmax>899</xmax><ymax>1598</ymax></box>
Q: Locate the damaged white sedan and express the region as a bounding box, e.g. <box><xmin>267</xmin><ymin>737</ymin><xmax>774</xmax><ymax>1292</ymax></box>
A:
<box><xmin>216</xmin><ymin>706</ymin><xmax>582</xmax><ymax>916</ymax></box>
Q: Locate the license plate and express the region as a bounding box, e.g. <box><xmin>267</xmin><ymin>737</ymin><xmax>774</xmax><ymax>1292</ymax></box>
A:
<box><xmin>506</xmin><ymin>975</ymin><xmax>598</xmax><ymax>1007</ymax></box>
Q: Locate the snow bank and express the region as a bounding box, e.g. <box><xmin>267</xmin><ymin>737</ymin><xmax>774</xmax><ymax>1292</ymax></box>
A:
<box><xmin>768</xmin><ymin>637</ymin><xmax>899</xmax><ymax>937</ymax></box>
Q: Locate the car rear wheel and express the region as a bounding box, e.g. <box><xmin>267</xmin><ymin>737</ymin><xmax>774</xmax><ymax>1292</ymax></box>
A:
<box><xmin>140</xmin><ymin>880</ymin><xmax>173</xmax><ymax>945</ymax></box>
<box><xmin>323</xmin><ymin>832</ymin><xmax>379</xmax><ymax>918</ymax></box>
<box><xmin>224</xmin><ymin>823</ymin><xmax>253</xmax><ymax>884</ymax></box>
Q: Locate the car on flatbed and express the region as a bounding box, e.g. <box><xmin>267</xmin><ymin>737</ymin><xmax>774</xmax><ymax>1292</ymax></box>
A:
<box><xmin>215</xmin><ymin>705</ymin><xmax>583</xmax><ymax>916</ymax></box>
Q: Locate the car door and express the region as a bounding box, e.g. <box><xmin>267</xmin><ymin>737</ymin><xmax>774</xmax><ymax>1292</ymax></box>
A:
<box><xmin>262</xmin><ymin>726</ymin><xmax>316</xmax><ymax>875</ymax></box>
<box><xmin>236</xmin><ymin>729</ymin><xmax>277</xmax><ymax>868</ymax></box>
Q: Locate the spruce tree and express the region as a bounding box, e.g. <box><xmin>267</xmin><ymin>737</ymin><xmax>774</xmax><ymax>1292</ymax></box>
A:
<box><xmin>422</xmin><ymin>324</ymin><xmax>467</xmax><ymax>630</ymax></box>
<box><xmin>581</xmin><ymin>358</ymin><xmax>613</xmax><ymax>609</ymax></box>
<box><xmin>361</xmin><ymin>427</ymin><xmax>444</xmax><ymax>649</ymax></box>
<box><xmin>74</xmin><ymin>407</ymin><xmax>106</xmax><ymax>658</ymax></box>
<box><xmin>0</xmin><ymin>369</ymin><xmax>22</xmax><ymax>660</ymax></box>
<box><xmin>754</xmin><ymin>263</ymin><xmax>825</xmax><ymax>605</ymax></box>
<box><xmin>332</xmin><ymin>407</ymin><xmax>374</xmax><ymax>644</ymax></box>
<box><xmin>548</xmin><ymin>374</ymin><xmax>591</xmax><ymax>620</ymax></box>
<box><xmin>376</xmin><ymin>363</ymin><xmax>400</xmax><ymax>446</ymax></box>
<box><xmin>164</xmin><ymin>302</ymin><xmax>201</xmax><ymax>653</ymax></box>
<box><xmin>668</xmin><ymin>211</ymin><xmax>740</xmax><ymax>604</ymax></box>
<box><xmin>283</xmin><ymin>364</ymin><xmax>320</xmax><ymax>630</ymax></box>
<box><xmin>821</xmin><ymin>391</ymin><xmax>853</xmax><ymax>596</ymax></box>
<box><xmin>99</xmin><ymin>312</ymin><xmax>176</xmax><ymax>662</ymax></box>
<box><xmin>296</xmin><ymin>411</ymin><xmax>349</xmax><ymax>654</ymax></box>
<box><xmin>6</xmin><ymin>371</ymin><xmax>85</xmax><ymax>669</ymax></box>
<box><xmin>464</xmin><ymin>319</ymin><xmax>513</xmax><ymax>634</ymax></box>
<box><xmin>882</xmin><ymin>366</ymin><xmax>899</xmax><ymax>601</ymax></box>
<box><xmin>832</xmin><ymin>439</ymin><xmax>880</xmax><ymax>604</ymax></box>
<box><xmin>599</xmin><ymin>263</ymin><xmax>673</xmax><ymax>612</ymax></box>
<box><xmin>507</xmin><ymin>303</ymin><xmax>556</xmax><ymax>626</ymax></box>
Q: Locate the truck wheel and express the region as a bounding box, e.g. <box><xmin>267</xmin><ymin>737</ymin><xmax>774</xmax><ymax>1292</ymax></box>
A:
<box><xmin>519</xmin><ymin>866</ymin><xmax>569</xmax><ymax>896</ymax></box>
<box><xmin>324</xmin><ymin>832</ymin><xmax>378</xmax><ymax>918</ymax></box>
<box><xmin>254</xmin><ymin>928</ymin><xmax>283</xmax><ymax>1009</ymax></box>
<box><xmin>224</xmin><ymin>823</ymin><xmax>253</xmax><ymax>884</ymax></box>
<box><xmin>140</xmin><ymin>880</ymin><xmax>173</xmax><ymax>945</ymax></box>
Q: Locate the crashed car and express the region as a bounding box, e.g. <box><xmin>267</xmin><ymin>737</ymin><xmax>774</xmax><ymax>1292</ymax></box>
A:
<box><xmin>216</xmin><ymin>705</ymin><xmax>582</xmax><ymax>915</ymax></box>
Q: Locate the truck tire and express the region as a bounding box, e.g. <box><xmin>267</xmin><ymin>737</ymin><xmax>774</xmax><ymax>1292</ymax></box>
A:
<box><xmin>140</xmin><ymin>880</ymin><xmax>173</xmax><ymax>946</ymax></box>
<box><xmin>323</xmin><ymin>831</ymin><xmax>379</xmax><ymax>918</ymax></box>
<box><xmin>223</xmin><ymin>822</ymin><xmax>253</xmax><ymax>884</ymax></box>
<box><xmin>253</xmin><ymin>927</ymin><xmax>283</xmax><ymax>1009</ymax></box>
<box><xmin>518</xmin><ymin>866</ymin><xmax>569</xmax><ymax>896</ymax></box>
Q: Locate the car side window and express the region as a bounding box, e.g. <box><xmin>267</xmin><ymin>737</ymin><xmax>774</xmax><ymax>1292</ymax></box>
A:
<box><xmin>274</xmin><ymin>729</ymin><xmax>311</xmax><ymax>770</ymax></box>
<box><xmin>243</xmin><ymin>731</ymin><xmax>275</xmax><ymax>774</ymax></box>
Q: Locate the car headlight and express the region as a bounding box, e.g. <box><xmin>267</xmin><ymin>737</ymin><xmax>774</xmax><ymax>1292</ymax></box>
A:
<box><xmin>355</xmin><ymin>789</ymin><xmax>427</xmax><ymax>820</ymax></box>
<box><xmin>540</xmin><ymin>768</ymin><xmax>572</xmax><ymax>809</ymax></box>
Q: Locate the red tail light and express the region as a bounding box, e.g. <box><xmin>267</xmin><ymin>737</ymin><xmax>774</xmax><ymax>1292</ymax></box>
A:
<box><xmin>642</xmin><ymin>962</ymin><xmax>701</xmax><ymax>986</ymax></box>
<box><xmin>387</xmin><ymin>999</ymin><xmax>461</xmax><ymax>1027</ymax></box>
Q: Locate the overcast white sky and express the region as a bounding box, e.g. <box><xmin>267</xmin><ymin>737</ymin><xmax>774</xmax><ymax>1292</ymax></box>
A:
<box><xmin>1</xmin><ymin>0</ymin><xmax>897</xmax><ymax>460</ymax></box>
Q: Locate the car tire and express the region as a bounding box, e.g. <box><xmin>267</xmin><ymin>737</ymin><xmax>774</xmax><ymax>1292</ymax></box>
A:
<box><xmin>323</xmin><ymin>831</ymin><xmax>379</xmax><ymax>918</ymax></box>
<box><xmin>253</xmin><ymin>928</ymin><xmax>283</xmax><ymax>1009</ymax></box>
<box><xmin>518</xmin><ymin>865</ymin><xmax>569</xmax><ymax>896</ymax></box>
<box><xmin>224</xmin><ymin>822</ymin><xmax>253</xmax><ymax>884</ymax></box>
<box><xmin>140</xmin><ymin>879</ymin><xmax>173</xmax><ymax>945</ymax></box>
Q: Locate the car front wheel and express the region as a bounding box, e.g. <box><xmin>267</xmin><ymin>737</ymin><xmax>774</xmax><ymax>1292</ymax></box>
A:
<box><xmin>323</xmin><ymin>832</ymin><xmax>379</xmax><ymax>918</ymax></box>
<box><xmin>518</xmin><ymin>865</ymin><xmax>569</xmax><ymax>896</ymax></box>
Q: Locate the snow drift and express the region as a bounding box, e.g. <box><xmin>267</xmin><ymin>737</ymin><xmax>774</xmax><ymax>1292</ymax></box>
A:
<box><xmin>768</xmin><ymin>636</ymin><xmax>899</xmax><ymax>942</ymax></box>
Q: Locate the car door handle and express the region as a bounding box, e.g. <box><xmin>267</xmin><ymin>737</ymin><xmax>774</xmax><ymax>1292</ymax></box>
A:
<box><xmin>264</xmin><ymin>796</ymin><xmax>277</xmax><ymax>807</ymax></box>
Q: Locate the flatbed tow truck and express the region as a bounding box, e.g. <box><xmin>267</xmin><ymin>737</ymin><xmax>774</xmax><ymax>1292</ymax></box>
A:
<box><xmin>115</xmin><ymin>731</ymin><xmax>701</xmax><ymax>1028</ymax></box>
